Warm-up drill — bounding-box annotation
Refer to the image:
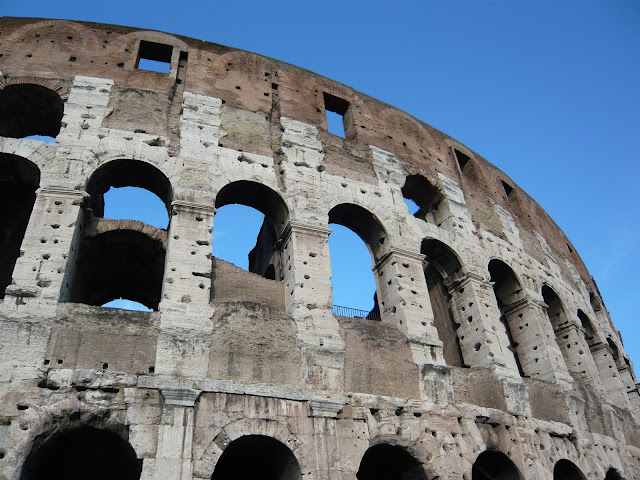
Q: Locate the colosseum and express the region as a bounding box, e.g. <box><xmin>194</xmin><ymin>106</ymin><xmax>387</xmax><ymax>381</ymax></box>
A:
<box><xmin>0</xmin><ymin>17</ymin><xmax>638</xmax><ymax>480</ymax></box>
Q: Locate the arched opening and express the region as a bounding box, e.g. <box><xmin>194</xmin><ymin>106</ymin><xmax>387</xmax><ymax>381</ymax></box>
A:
<box><xmin>19</xmin><ymin>426</ymin><xmax>141</xmax><ymax>480</ymax></box>
<box><xmin>328</xmin><ymin>203</ymin><xmax>387</xmax><ymax>320</ymax></box>
<box><xmin>421</xmin><ymin>238</ymin><xmax>465</xmax><ymax>367</ymax></box>
<box><xmin>211</xmin><ymin>181</ymin><xmax>288</xmax><ymax>304</ymax></box>
<box><xmin>210</xmin><ymin>435</ymin><xmax>301</xmax><ymax>480</ymax></box>
<box><xmin>554</xmin><ymin>459</ymin><xmax>587</xmax><ymax>480</ymax></box>
<box><xmin>66</xmin><ymin>160</ymin><xmax>172</xmax><ymax>311</ymax></box>
<box><xmin>472</xmin><ymin>450</ymin><xmax>522</xmax><ymax>480</ymax></box>
<box><xmin>488</xmin><ymin>259</ymin><xmax>525</xmax><ymax>377</ymax></box>
<box><xmin>357</xmin><ymin>443</ymin><xmax>427</xmax><ymax>480</ymax></box>
<box><xmin>542</xmin><ymin>285</ymin><xmax>569</xmax><ymax>331</ymax></box>
<box><xmin>401</xmin><ymin>175</ymin><xmax>444</xmax><ymax>225</ymax></box>
<box><xmin>605</xmin><ymin>468</ymin><xmax>625</xmax><ymax>480</ymax></box>
<box><xmin>86</xmin><ymin>160</ymin><xmax>172</xmax><ymax>228</ymax></box>
<box><xmin>0</xmin><ymin>154</ymin><xmax>40</xmax><ymax>298</ymax></box>
<box><xmin>0</xmin><ymin>84</ymin><xmax>64</xmax><ymax>139</ymax></box>
<box><xmin>577</xmin><ymin>310</ymin><xmax>596</xmax><ymax>346</ymax></box>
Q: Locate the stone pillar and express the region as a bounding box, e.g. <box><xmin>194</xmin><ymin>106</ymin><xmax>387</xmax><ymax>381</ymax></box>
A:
<box><xmin>279</xmin><ymin>221</ymin><xmax>345</xmax><ymax>390</ymax></box>
<box><xmin>553</xmin><ymin>321</ymin><xmax>604</xmax><ymax>392</ymax></box>
<box><xmin>2</xmin><ymin>186</ymin><xmax>84</xmax><ymax>315</ymax></box>
<box><xmin>141</xmin><ymin>387</ymin><xmax>200</xmax><ymax>480</ymax></box>
<box><xmin>617</xmin><ymin>365</ymin><xmax>640</xmax><ymax>411</ymax></box>
<box><xmin>590</xmin><ymin>342</ymin><xmax>632</xmax><ymax>409</ymax></box>
<box><xmin>447</xmin><ymin>273</ymin><xmax>521</xmax><ymax>378</ymax></box>
<box><xmin>308</xmin><ymin>399</ymin><xmax>346</xmax><ymax>480</ymax></box>
<box><xmin>502</xmin><ymin>296</ymin><xmax>573</xmax><ymax>388</ymax></box>
<box><xmin>373</xmin><ymin>248</ymin><xmax>445</xmax><ymax>367</ymax></box>
<box><xmin>156</xmin><ymin>201</ymin><xmax>215</xmax><ymax>378</ymax></box>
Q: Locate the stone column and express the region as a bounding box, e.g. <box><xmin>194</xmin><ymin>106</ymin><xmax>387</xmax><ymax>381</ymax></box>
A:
<box><xmin>502</xmin><ymin>296</ymin><xmax>573</xmax><ymax>388</ymax></box>
<box><xmin>141</xmin><ymin>387</ymin><xmax>200</xmax><ymax>480</ymax></box>
<box><xmin>373</xmin><ymin>248</ymin><xmax>445</xmax><ymax>367</ymax></box>
<box><xmin>590</xmin><ymin>342</ymin><xmax>632</xmax><ymax>409</ymax></box>
<box><xmin>308</xmin><ymin>399</ymin><xmax>346</xmax><ymax>480</ymax></box>
<box><xmin>156</xmin><ymin>201</ymin><xmax>215</xmax><ymax>378</ymax></box>
<box><xmin>279</xmin><ymin>221</ymin><xmax>345</xmax><ymax>390</ymax></box>
<box><xmin>2</xmin><ymin>186</ymin><xmax>84</xmax><ymax>315</ymax></box>
<box><xmin>617</xmin><ymin>364</ymin><xmax>640</xmax><ymax>411</ymax></box>
<box><xmin>447</xmin><ymin>273</ymin><xmax>521</xmax><ymax>378</ymax></box>
<box><xmin>553</xmin><ymin>321</ymin><xmax>604</xmax><ymax>392</ymax></box>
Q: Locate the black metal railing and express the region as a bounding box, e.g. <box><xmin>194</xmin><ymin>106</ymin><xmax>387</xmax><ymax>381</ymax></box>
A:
<box><xmin>332</xmin><ymin>304</ymin><xmax>381</xmax><ymax>321</ymax></box>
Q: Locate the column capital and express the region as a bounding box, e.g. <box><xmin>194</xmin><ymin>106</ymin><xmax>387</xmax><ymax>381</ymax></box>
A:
<box><xmin>160</xmin><ymin>387</ymin><xmax>202</xmax><ymax>407</ymax></box>
<box><xmin>171</xmin><ymin>200</ymin><xmax>216</xmax><ymax>215</ymax></box>
<box><xmin>39</xmin><ymin>186</ymin><xmax>86</xmax><ymax>200</ymax></box>
<box><xmin>502</xmin><ymin>295</ymin><xmax>546</xmax><ymax>315</ymax></box>
<box><xmin>373</xmin><ymin>247</ymin><xmax>425</xmax><ymax>272</ymax></box>
<box><xmin>445</xmin><ymin>271</ymin><xmax>485</xmax><ymax>291</ymax></box>
<box><xmin>280</xmin><ymin>220</ymin><xmax>332</xmax><ymax>245</ymax></box>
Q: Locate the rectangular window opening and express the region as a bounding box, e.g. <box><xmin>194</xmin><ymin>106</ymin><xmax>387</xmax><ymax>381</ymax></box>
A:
<box><xmin>454</xmin><ymin>149</ymin><xmax>471</xmax><ymax>172</ymax></box>
<box><xmin>501</xmin><ymin>180</ymin><xmax>514</xmax><ymax>197</ymax></box>
<box><xmin>324</xmin><ymin>92</ymin><xmax>354</xmax><ymax>140</ymax></box>
<box><xmin>137</xmin><ymin>40</ymin><xmax>172</xmax><ymax>74</ymax></box>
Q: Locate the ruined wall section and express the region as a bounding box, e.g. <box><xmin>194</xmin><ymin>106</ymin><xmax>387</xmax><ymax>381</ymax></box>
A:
<box><xmin>1</xmin><ymin>17</ymin><xmax>639</xmax><ymax>480</ymax></box>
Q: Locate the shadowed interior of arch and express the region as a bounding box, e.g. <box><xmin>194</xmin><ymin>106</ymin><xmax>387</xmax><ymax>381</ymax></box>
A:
<box><xmin>472</xmin><ymin>450</ymin><xmax>522</xmax><ymax>480</ymax></box>
<box><xmin>210</xmin><ymin>435</ymin><xmax>301</xmax><ymax>480</ymax></box>
<box><xmin>553</xmin><ymin>459</ymin><xmax>587</xmax><ymax>480</ymax></box>
<box><xmin>19</xmin><ymin>425</ymin><xmax>141</xmax><ymax>480</ymax></box>
<box><xmin>357</xmin><ymin>443</ymin><xmax>427</xmax><ymax>480</ymax></box>
<box><xmin>0</xmin><ymin>84</ymin><xmax>64</xmax><ymax>139</ymax></box>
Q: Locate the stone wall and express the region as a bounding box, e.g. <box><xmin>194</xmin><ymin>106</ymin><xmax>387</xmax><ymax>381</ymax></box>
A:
<box><xmin>0</xmin><ymin>17</ymin><xmax>638</xmax><ymax>480</ymax></box>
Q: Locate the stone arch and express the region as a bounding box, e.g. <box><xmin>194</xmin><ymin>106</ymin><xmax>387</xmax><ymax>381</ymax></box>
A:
<box><xmin>18</xmin><ymin>412</ymin><xmax>139</xmax><ymax>480</ymax></box>
<box><xmin>605</xmin><ymin>468</ymin><xmax>625</xmax><ymax>480</ymax></box>
<box><xmin>421</xmin><ymin>237</ymin><xmax>466</xmax><ymax>367</ymax></box>
<box><xmin>488</xmin><ymin>259</ymin><xmax>525</xmax><ymax>377</ymax></box>
<box><xmin>85</xmin><ymin>158</ymin><xmax>173</xmax><ymax>218</ymax></box>
<box><xmin>357</xmin><ymin>443</ymin><xmax>428</xmax><ymax>480</ymax></box>
<box><xmin>577</xmin><ymin>309</ymin><xmax>597</xmax><ymax>346</ymax></box>
<box><xmin>194</xmin><ymin>418</ymin><xmax>303</xmax><ymax>480</ymax></box>
<box><xmin>0</xmin><ymin>154</ymin><xmax>40</xmax><ymax>298</ymax></box>
<box><xmin>4</xmin><ymin>19</ymin><xmax>99</xmax><ymax>46</ymax></box>
<box><xmin>0</xmin><ymin>81</ymin><xmax>65</xmax><ymax>138</ymax></box>
<box><xmin>328</xmin><ymin>203</ymin><xmax>388</xmax><ymax>263</ymax></box>
<box><xmin>378</xmin><ymin>108</ymin><xmax>438</xmax><ymax>158</ymax></box>
<box><xmin>554</xmin><ymin>459</ymin><xmax>587</xmax><ymax>480</ymax></box>
<box><xmin>471</xmin><ymin>450</ymin><xmax>522</xmax><ymax>480</ymax></box>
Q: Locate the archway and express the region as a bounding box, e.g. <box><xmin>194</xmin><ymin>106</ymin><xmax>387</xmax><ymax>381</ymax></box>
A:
<box><xmin>357</xmin><ymin>443</ymin><xmax>427</xmax><ymax>480</ymax></box>
<box><xmin>210</xmin><ymin>435</ymin><xmax>301</xmax><ymax>480</ymax></box>
<box><xmin>19</xmin><ymin>426</ymin><xmax>141</xmax><ymax>480</ymax></box>
<box><xmin>0</xmin><ymin>154</ymin><xmax>40</xmax><ymax>298</ymax></box>
<box><xmin>472</xmin><ymin>450</ymin><xmax>522</xmax><ymax>480</ymax></box>
<box><xmin>553</xmin><ymin>459</ymin><xmax>586</xmax><ymax>480</ymax></box>
<box><xmin>402</xmin><ymin>175</ymin><xmax>444</xmax><ymax>225</ymax></box>
<box><xmin>0</xmin><ymin>84</ymin><xmax>64</xmax><ymax>139</ymax></box>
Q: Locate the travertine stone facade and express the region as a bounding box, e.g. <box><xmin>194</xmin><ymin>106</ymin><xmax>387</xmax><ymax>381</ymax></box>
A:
<box><xmin>0</xmin><ymin>17</ymin><xmax>638</xmax><ymax>480</ymax></box>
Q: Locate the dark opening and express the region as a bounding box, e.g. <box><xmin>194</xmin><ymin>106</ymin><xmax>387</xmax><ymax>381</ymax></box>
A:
<box><xmin>422</xmin><ymin>239</ymin><xmax>465</xmax><ymax>367</ymax></box>
<box><xmin>542</xmin><ymin>285</ymin><xmax>567</xmax><ymax>331</ymax></box>
<box><xmin>19</xmin><ymin>426</ymin><xmax>141</xmax><ymax>480</ymax></box>
<box><xmin>324</xmin><ymin>92</ymin><xmax>354</xmax><ymax>140</ymax></box>
<box><xmin>454</xmin><ymin>149</ymin><xmax>471</xmax><ymax>172</ymax></box>
<box><xmin>605</xmin><ymin>468</ymin><xmax>625</xmax><ymax>480</ymax></box>
<box><xmin>136</xmin><ymin>40</ymin><xmax>172</xmax><ymax>73</ymax></box>
<box><xmin>0</xmin><ymin>154</ymin><xmax>40</xmax><ymax>298</ymax></box>
<box><xmin>607</xmin><ymin>338</ymin><xmax>621</xmax><ymax>363</ymax></box>
<box><xmin>553</xmin><ymin>459</ymin><xmax>587</xmax><ymax>480</ymax></box>
<box><xmin>488</xmin><ymin>259</ymin><xmax>525</xmax><ymax>377</ymax></box>
<box><xmin>472</xmin><ymin>450</ymin><xmax>522</xmax><ymax>480</ymax></box>
<box><xmin>577</xmin><ymin>310</ymin><xmax>596</xmax><ymax>346</ymax></box>
<box><xmin>211</xmin><ymin>435</ymin><xmax>301</xmax><ymax>480</ymax></box>
<box><xmin>357</xmin><ymin>443</ymin><xmax>427</xmax><ymax>480</ymax></box>
<box><xmin>501</xmin><ymin>181</ymin><xmax>514</xmax><ymax>197</ymax></box>
<box><xmin>402</xmin><ymin>175</ymin><xmax>444</xmax><ymax>224</ymax></box>
<box><xmin>0</xmin><ymin>84</ymin><xmax>64</xmax><ymax>138</ymax></box>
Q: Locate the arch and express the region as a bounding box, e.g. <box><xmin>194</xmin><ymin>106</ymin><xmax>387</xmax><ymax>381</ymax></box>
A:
<box><xmin>605</xmin><ymin>468</ymin><xmax>625</xmax><ymax>480</ymax></box>
<box><xmin>210</xmin><ymin>435</ymin><xmax>301</xmax><ymax>480</ymax></box>
<box><xmin>472</xmin><ymin>450</ymin><xmax>522</xmax><ymax>480</ymax></box>
<box><xmin>357</xmin><ymin>443</ymin><xmax>427</xmax><ymax>480</ymax></box>
<box><xmin>554</xmin><ymin>459</ymin><xmax>587</xmax><ymax>480</ymax></box>
<box><xmin>488</xmin><ymin>259</ymin><xmax>525</xmax><ymax>377</ymax></box>
<box><xmin>402</xmin><ymin>175</ymin><xmax>444</xmax><ymax>224</ymax></box>
<box><xmin>577</xmin><ymin>309</ymin><xmax>597</xmax><ymax>346</ymax></box>
<box><xmin>19</xmin><ymin>425</ymin><xmax>140</xmax><ymax>480</ymax></box>
<box><xmin>0</xmin><ymin>154</ymin><xmax>41</xmax><ymax>298</ymax></box>
<box><xmin>0</xmin><ymin>83</ymin><xmax>64</xmax><ymax>139</ymax></box>
<box><xmin>86</xmin><ymin>159</ymin><xmax>173</xmax><ymax>218</ymax></box>
<box><xmin>68</xmin><ymin>222</ymin><xmax>166</xmax><ymax>310</ymax></box>
<box><xmin>542</xmin><ymin>285</ymin><xmax>569</xmax><ymax>331</ymax></box>
<box><xmin>328</xmin><ymin>203</ymin><xmax>388</xmax><ymax>262</ymax></box>
<box><xmin>421</xmin><ymin>238</ymin><xmax>465</xmax><ymax>367</ymax></box>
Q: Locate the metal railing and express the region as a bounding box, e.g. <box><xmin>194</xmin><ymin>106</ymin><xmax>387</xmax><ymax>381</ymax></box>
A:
<box><xmin>332</xmin><ymin>304</ymin><xmax>381</xmax><ymax>321</ymax></box>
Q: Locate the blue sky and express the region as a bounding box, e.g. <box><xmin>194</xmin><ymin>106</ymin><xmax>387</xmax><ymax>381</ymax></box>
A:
<box><xmin>5</xmin><ymin>1</ymin><xmax>639</xmax><ymax>368</ymax></box>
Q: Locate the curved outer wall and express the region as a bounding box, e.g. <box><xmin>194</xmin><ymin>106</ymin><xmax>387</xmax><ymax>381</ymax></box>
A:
<box><xmin>0</xmin><ymin>17</ymin><xmax>639</xmax><ymax>480</ymax></box>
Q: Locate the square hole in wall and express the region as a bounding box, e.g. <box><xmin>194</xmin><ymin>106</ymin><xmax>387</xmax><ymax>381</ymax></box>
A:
<box><xmin>501</xmin><ymin>180</ymin><xmax>514</xmax><ymax>197</ymax></box>
<box><xmin>324</xmin><ymin>92</ymin><xmax>354</xmax><ymax>140</ymax></box>
<box><xmin>137</xmin><ymin>40</ymin><xmax>172</xmax><ymax>73</ymax></box>
<box><xmin>454</xmin><ymin>149</ymin><xmax>471</xmax><ymax>172</ymax></box>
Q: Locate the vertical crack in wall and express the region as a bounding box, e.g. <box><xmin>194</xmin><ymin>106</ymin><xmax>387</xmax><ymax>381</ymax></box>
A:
<box><xmin>268</xmin><ymin>71</ymin><xmax>287</xmax><ymax>192</ymax></box>
<box><xmin>166</xmin><ymin>51</ymin><xmax>189</xmax><ymax>156</ymax></box>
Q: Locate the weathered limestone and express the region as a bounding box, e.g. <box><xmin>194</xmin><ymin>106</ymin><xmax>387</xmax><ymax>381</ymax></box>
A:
<box><xmin>1</xmin><ymin>17</ymin><xmax>639</xmax><ymax>480</ymax></box>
